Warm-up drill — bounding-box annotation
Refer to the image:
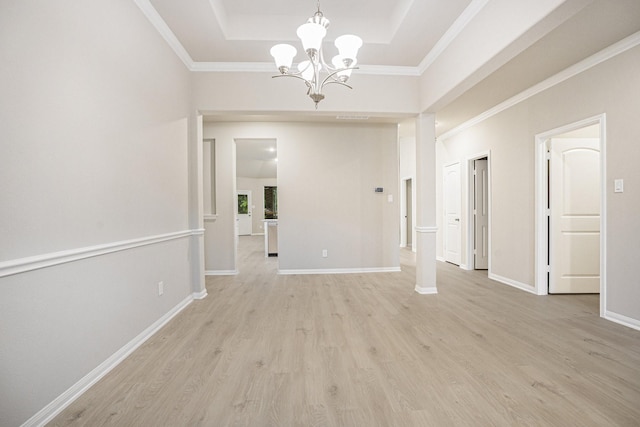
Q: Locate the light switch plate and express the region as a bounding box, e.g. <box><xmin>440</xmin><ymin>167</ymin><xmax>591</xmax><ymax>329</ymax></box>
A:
<box><xmin>614</xmin><ymin>179</ymin><xmax>624</xmax><ymax>193</ymax></box>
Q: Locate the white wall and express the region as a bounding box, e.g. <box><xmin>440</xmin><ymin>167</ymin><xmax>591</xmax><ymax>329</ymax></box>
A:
<box><xmin>0</xmin><ymin>2</ymin><xmax>193</xmax><ymax>425</ymax></box>
<box><xmin>193</xmin><ymin>72</ymin><xmax>420</xmax><ymax>115</ymax></box>
<box><xmin>237</xmin><ymin>177</ymin><xmax>278</xmax><ymax>234</ymax></box>
<box><xmin>203</xmin><ymin>122</ymin><xmax>399</xmax><ymax>273</ymax></box>
<box><xmin>436</xmin><ymin>44</ymin><xmax>640</xmax><ymax>324</ymax></box>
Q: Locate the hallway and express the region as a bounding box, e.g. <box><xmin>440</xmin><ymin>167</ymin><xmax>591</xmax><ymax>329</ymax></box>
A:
<box><xmin>50</xmin><ymin>236</ymin><xmax>640</xmax><ymax>426</ymax></box>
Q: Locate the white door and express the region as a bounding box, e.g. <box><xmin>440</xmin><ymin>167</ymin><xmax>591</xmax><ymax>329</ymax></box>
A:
<box><xmin>236</xmin><ymin>190</ymin><xmax>252</xmax><ymax>236</ymax></box>
<box><xmin>549</xmin><ymin>138</ymin><xmax>600</xmax><ymax>293</ymax></box>
<box><xmin>474</xmin><ymin>159</ymin><xmax>489</xmax><ymax>270</ymax></box>
<box><xmin>444</xmin><ymin>163</ymin><xmax>461</xmax><ymax>265</ymax></box>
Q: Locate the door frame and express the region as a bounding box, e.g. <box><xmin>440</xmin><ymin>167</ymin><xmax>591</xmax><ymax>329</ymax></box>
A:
<box><xmin>534</xmin><ymin>114</ymin><xmax>606</xmax><ymax>315</ymax></box>
<box><xmin>466</xmin><ymin>151</ymin><xmax>491</xmax><ymax>271</ymax></box>
<box><xmin>400</xmin><ymin>176</ymin><xmax>416</xmax><ymax>251</ymax></box>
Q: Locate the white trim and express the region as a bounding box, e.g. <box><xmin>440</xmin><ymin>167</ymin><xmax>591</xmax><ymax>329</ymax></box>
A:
<box><xmin>278</xmin><ymin>267</ymin><xmax>401</xmax><ymax>275</ymax></box>
<box><xmin>205</xmin><ymin>270</ymin><xmax>239</xmax><ymax>276</ymax></box>
<box><xmin>415</xmin><ymin>285</ymin><xmax>438</xmax><ymax>295</ymax></box>
<box><xmin>436</xmin><ymin>256</ymin><xmax>446</xmax><ymax>262</ymax></box>
<box><xmin>190</xmin><ymin>61</ymin><xmax>420</xmax><ymax>76</ymax></box>
<box><xmin>415</xmin><ymin>226</ymin><xmax>438</xmax><ymax>233</ymax></box>
<box><xmin>191</xmin><ymin>62</ymin><xmax>273</xmax><ymax>72</ymax></box>
<box><xmin>488</xmin><ymin>272</ymin><xmax>537</xmax><ymax>295</ymax></box>
<box><xmin>604</xmin><ymin>311</ymin><xmax>640</xmax><ymax>332</ymax></box>
<box><xmin>418</xmin><ymin>0</ymin><xmax>490</xmax><ymax>74</ymax></box>
<box><xmin>533</xmin><ymin>114</ymin><xmax>606</xmax><ymax>316</ymax></box>
<box><xmin>358</xmin><ymin>65</ymin><xmax>420</xmax><ymax>76</ymax></box>
<box><xmin>133</xmin><ymin>0</ymin><xmax>194</xmax><ymax>69</ymax></box>
<box><xmin>251</xmin><ymin>233</ymin><xmax>265</xmax><ymax>236</ymax></box>
<box><xmin>204</xmin><ymin>214</ymin><xmax>218</xmax><ymax>221</ymax></box>
<box><xmin>21</xmin><ymin>295</ymin><xmax>194</xmax><ymax>427</ymax></box>
<box><xmin>460</xmin><ymin>263</ymin><xmax>471</xmax><ymax>271</ymax></box>
<box><xmin>192</xmin><ymin>289</ymin><xmax>208</xmax><ymax>300</ymax></box>
<box><xmin>439</xmin><ymin>31</ymin><xmax>640</xmax><ymax>142</ymax></box>
<box><xmin>0</xmin><ymin>230</ymin><xmax>200</xmax><ymax>279</ymax></box>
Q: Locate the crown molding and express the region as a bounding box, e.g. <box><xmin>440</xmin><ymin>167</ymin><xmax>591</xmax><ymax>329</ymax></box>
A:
<box><xmin>418</xmin><ymin>0</ymin><xmax>490</xmax><ymax>74</ymax></box>
<box><xmin>439</xmin><ymin>30</ymin><xmax>640</xmax><ymax>142</ymax></box>
<box><xmin>134</xmin><ymin>0</ymin><xmax>441</xmax><ymax>77</ymax></box>
<box><xmin>189</xmin><ymin>61</ymin><xmax>420</xmax><ymax>76</ymax></box>
<box><xmin>190</xmin><ymin>62</ymin><xmax>274</xmax><ymax>72</ymax></box>
<box><xmin>133</xmin><ymin>0</ymin><xmax>195</xmax><ymax>69</ymax></box>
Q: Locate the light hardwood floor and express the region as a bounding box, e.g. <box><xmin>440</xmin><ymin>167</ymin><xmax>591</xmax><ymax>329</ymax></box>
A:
<box><xmin>50</xmin><ymin>236</ymin><xmax>640</xmax><ymax>426</ymax></box>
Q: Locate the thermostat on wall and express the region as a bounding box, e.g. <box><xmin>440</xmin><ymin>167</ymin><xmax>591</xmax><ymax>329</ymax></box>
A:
<box><xmin>374</xmin><ymin>187</ymin><xmax>384</xmax><ymax>193</ymax></box>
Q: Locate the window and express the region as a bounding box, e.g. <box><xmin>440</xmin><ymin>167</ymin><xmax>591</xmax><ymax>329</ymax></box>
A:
<box><xmin>264</xmin><ymin>186</ymin><xmax>277</xmax><ymax>219</ymax></box>
<box><xmin>237</xmin><ymin>193</ymin><xmax>249</xmax><ymax>215</ymax></box>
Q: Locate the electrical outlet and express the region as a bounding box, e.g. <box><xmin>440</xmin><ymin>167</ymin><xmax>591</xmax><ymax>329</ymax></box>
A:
<box><xmin>158</xmin><ymin>281</ymin><xmax>164</xmax><ymax>296</ymax></box>
<box><xmin>322</xmin><ymin>249</ymin><xmax>328</xmax><ymax>258</ymax></box>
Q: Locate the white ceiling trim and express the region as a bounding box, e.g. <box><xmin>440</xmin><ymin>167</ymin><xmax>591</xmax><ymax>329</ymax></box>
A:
<box><xmin>133</xmin><ymin>0</ymin><xmax>195</xmax><ymax>69</ymax></box>
<box><xmin>190</xmin><ymin>62</ymin><xmax>420</xmax><ymax>76</ymax></box>
<box><xmin>135</xmin><ymin>0</ymin><xmax>458</xmax><ymax>77</ymax></box>
<box><xmin>417</xmin><ymin>0</ymin><xmax>489</xmax><ymax>74</ymax></box>
<box><xmin>208</xmin><ymin>0</ymin><xmax>229</xmax><ymax>38</ymax></box>
<box><xmin>438</xmin><ymin>30</ymin><xmax>640</xmax><ymax>142</ymax></box>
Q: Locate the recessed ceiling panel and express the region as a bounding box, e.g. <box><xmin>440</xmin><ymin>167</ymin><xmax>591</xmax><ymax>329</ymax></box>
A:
<box><xmin>149</xmin><ymin>0</ymin><xmax>473</xmax><ymax>66</ymax></box>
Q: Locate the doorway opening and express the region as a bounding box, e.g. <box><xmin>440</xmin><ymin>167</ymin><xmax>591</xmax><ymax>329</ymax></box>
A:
<box><xmin>235</xmin><ymin>138</ymin><xmax>278</xmax><ymax>267</ymax></box>
<box><xmin>467</xmin><ymin>152</ymin><xmax>491</xmax><ymax>271</ymax></box>
<box><xmin>534</xmin><ymin>115</ymin><xmax>606</xmax><ymax>316</ymax></box>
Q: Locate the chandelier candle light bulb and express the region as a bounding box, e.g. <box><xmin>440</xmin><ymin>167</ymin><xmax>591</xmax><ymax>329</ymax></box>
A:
<box><xmin>269</xmin><ymin>3</ymin><xmax>362</xmax><ymax>108</ymax></box>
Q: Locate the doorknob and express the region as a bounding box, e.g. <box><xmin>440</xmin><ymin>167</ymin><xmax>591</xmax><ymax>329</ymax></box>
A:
<box><xmin>455</xmin><ymin>218</ymin><xmax>460</xmax><ymax>222</ymax></box>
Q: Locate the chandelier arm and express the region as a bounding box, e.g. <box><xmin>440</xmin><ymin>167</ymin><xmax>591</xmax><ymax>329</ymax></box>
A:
<box><xmin>272</xmin><ymin>73</ymin><xmax>313</xmax><ymax>86</ymax></box>
<box><xmin>321</xmin><ymin>80</ymin><xmax>353</xmax><ymax>90</ymax></box>
<box><xmin>320</xmin><ymin>66</ymin><xmax>359</xmax><ymax>87</ymax></box>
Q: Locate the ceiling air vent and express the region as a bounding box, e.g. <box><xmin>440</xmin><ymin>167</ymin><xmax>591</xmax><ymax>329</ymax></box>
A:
<box><xmin>336</xmin><ymin>115</ymin><xmax>370</xmax><ymax>120</ymax></box>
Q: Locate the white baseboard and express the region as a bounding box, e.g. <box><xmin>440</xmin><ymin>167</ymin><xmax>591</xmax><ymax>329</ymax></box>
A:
<box><xmin>278</xmin><ymin>267</ymin><xmax>401</xmax><ymax>275</ymax></box>
<box><xmin>415</xmin><ymin>285</ymin><xmax>438</xmax><ymax>295</ymax></box>
<box><xmin>604</xmin><ymin>310</ymin><xmax>640</xmax><ymax>331</ymax></box>
<box><xmin>251</xmin><ymin>233</ymin><xmax>265</xmax><ymax>236</ymax></box>
<box><xmin>205</xmin><ymin>270</ymin><xmax>239</xmax><ymax>276</ymax></box>
<box><xmin>192</xmin><ymin>289</ymin><xmax>208</xmax><ymax>300</ymax></box>
<box><xmin>488</xmin><ymin>272</ymin><xmax>537</xmax><ymax>294</ymax></box>
<box><xmin>436</xmin><ymin>256</ymin><xmax>445</xmax><ymax>262</ymax></box>
<box><xmin>22</xmin><ymin>295</ymin><xmax>194</xmax><ymax>427</ymax></box>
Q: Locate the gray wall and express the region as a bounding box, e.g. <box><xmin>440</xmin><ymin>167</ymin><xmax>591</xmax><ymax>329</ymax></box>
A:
<box><xmin>203</xmin><ymin>122</ymin><xmax>400</xmax><ymax>273</ymax></box>
<box><xmin>0</xmin><ymin>1</ymin><xmax>193</xmax><ymax>425</ymax></box>
<box><xmin>436</xmin><ymin>45</ymin><xmax>640</xmax><ymax>322</ymax></box>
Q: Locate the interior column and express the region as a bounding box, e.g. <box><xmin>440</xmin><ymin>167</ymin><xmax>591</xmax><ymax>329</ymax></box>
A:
<box><xmin>415</xmin><ymin>113</ymin><xmax>438</xmax><ymax>294</ymax></box>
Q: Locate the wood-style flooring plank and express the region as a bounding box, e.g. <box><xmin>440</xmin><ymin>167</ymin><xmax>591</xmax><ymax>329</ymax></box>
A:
<box><xmin>49</xmin><ymin>236</ymin><xmax>640</xmax><ymax>426</ymax></box>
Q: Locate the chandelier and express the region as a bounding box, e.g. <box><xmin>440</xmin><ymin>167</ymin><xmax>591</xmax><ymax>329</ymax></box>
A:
<box><xmin>269</xmin><ymin>2</ymin><xmax>363</xmax><ymax>108</ymax></box>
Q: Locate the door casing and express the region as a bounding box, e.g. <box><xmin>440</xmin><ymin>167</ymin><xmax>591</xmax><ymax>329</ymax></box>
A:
<box><xmin>400</xmin><ymin>177</ymin><xmax>416</xmax><ymax>251</ymax></box>
<box><xmin>534</xmin><ymin>114</ymin><xmax>606</xmax><ymax>316</ymax></box>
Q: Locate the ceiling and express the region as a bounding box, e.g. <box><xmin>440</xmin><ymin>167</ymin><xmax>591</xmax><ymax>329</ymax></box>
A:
<box><xmin>236</xmin><ymin>139</ymin><xmax>277</xmax><ymax>179</ymax></box>
<box><xmin>148</xmin><ymin>0</ymin><xmax>473</xmax><ymax>66</ymax></box>
<box><xmin>145</xmin><ymin>0</ymin><xmax>640</xmax><ymax>133</ymax></box>
<box><xmin>150</xmin><ymin>0</ymin><xmax>638</xmax><ymax>175</ymax></box>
